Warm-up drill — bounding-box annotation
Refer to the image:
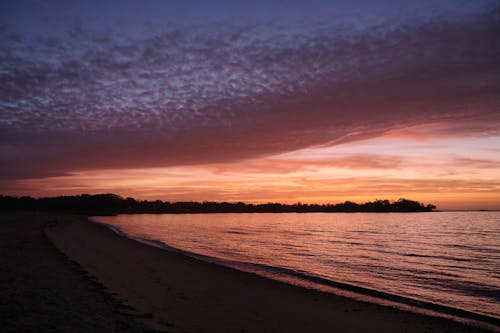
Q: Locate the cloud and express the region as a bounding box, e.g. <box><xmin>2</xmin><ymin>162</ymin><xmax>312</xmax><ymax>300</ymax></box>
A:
<box><xmin>211</xmin><ymin>154</ymin><xmax>404</xmax><ymax>175</ymax></box>
<box><xmin>5</xmin><ymin>169</ymin><xmax>500</xmax><ymax>209</ymax></box>
<box><xmin>453</xmin><ymin>157</ymin><xmax>500</xmax><ymax>169</ymax></box>
<box><xmin>0</xmin><ymin>4</ymin><xmax>499</xmax><ymax>179</ymax></box>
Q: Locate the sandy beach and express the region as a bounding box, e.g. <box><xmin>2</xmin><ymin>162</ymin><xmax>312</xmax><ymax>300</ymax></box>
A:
<box><xmin>36</xmin><ymin>212</ymin><xmax>494</xmax><ymax>332</ymax></box>
<box><xmin>0</xmin><ymin>212</ymin><xmax>158</xmax><ymax>332</ymax></box>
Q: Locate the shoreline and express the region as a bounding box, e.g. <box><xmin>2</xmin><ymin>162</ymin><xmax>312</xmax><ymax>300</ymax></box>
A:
<box><xmin>44</xmin><ymin>213</ymin><xmax>497</xmax><ymax>332</ymax></box>
<box><xmin>0</xmin><ymin>212</ymin><xmax>158</xmax><ymax>332</ymax></box>
<box><xmin>90</xmin><ymin>216</ymin><xmax>499</xmax><ymax>328</ymax></box>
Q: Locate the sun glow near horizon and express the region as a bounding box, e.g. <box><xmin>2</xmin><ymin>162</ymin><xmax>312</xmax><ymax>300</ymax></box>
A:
<box><xmin>5</xmin><ymin>134</ymin><xmax>500</xmax><ymax>211</ymax></box>
<box><xmin>1</xmin><ymin>1</ymin><xmax>499</xmax><ymax>209</ymax></box>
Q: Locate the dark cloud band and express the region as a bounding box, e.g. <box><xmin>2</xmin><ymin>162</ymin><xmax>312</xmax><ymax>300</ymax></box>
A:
<box><xmin>0</xmin><ymin>5</ymin><xmax>499</xmax><ymax>179</ymax></box>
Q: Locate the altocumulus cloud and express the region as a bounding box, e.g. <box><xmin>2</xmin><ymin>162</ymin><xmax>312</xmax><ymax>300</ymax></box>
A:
<box><xmin>0</xmin><ymin>1</ymin><xmax>499</xmax><ymax>179</ymax></box>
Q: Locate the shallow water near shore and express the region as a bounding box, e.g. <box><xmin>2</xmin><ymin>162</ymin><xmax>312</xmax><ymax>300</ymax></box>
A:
<box><xmin>95</xmin><ymin>212</ymin><xmax>500</xmax><ymax>322</ymax></box>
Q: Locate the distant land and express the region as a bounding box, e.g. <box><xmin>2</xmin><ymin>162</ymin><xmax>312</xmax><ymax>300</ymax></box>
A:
<box><xmin>0</xmin><ymin>194</ymin><xmax>436</xmax><ymax>214</ymax></box>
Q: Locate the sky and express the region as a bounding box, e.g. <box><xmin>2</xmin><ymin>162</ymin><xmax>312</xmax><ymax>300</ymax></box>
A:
<box><xmin>1</xmin><ymin>0</ymin><xmax>499</xmax><ymax>210</ymax></box>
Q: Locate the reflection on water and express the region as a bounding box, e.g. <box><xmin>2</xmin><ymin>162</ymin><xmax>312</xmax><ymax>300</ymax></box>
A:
<box><xmin>96</xmin><ymin>212</ymin><xmax>500</xmax><ymax>320</ymax></box>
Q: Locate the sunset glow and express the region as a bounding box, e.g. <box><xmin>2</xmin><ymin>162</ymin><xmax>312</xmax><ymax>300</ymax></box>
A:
<box><xmin>3</xmin><ymin>3</ymin><xmax>500</xmax><ymax>333</ymax></box>
<box><xmin>1</xmin><ymin>1</ymin><xmax>499</xmax><ymax>210</ymax></box>
<box><xmin>5</xmin><ymin>134</ymin><xmax>499</xmax><ymax>210</ymax></box>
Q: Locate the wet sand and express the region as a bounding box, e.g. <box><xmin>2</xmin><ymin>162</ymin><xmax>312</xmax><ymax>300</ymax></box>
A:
<box><xmin>0</xmin><ymin>212</ymin><xmax>158</xmax><ymax>332</ymax></box>
<box><xmin>41</xmin><ymin>213</ymin><xmax>495</xmax><ymax>332</ymax></box>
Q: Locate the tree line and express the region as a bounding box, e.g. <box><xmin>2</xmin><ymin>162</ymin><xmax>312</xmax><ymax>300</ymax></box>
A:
<box><xmin>0</xmin><ymin>194</ymin><xmax>436</xmax><ymax>214</ymax></box>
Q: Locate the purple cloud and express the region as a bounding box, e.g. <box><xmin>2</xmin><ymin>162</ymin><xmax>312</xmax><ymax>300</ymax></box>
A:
<box><xmin>0</xmin><ymin>4</ymin><xmax>499</xmax><ymax>179</ymax></box>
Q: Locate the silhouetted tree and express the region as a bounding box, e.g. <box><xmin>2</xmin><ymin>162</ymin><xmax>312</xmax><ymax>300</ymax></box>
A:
<box><xmin>0</xmin><ymin>194</ymin><xmax>437</xmax><ymax>214</ymax></box>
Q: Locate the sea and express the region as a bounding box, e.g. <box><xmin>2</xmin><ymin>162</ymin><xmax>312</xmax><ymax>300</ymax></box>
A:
<box><xmin>94</xmin><ymin>212</ymin><xmax>499</xmax><ymax>325</ymax></box>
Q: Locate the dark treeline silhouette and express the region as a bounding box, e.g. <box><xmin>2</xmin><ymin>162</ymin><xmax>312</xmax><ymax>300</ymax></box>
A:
<box><xmin>0</xmin><ymin>194</ymin><xmax>436</xmax><ymax>214</ymax></box>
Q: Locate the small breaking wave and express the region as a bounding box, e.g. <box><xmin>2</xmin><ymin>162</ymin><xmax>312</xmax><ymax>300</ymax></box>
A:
<box><xmin>90</xmin><ymin>216</ymin><xmax>499</xmax><ymax>328</ymax></box>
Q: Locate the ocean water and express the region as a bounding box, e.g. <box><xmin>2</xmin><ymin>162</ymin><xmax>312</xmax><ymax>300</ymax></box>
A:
<box><xmin>95</xmin><ymin>212</ymin><xmax>500</xmax><ymax>323</ymax></box>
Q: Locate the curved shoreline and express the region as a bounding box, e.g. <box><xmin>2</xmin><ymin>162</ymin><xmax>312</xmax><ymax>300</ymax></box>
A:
<box><xmin>47</xmin><ymin>214</ymin><xmax>496</xmax><ymax>332</ymax></box>
<box><xmin>0</xmin><ymin>212</ymin><xmax>159</xmax><ymax>332</ymax></box>
<box><xmin>90</xmin><ymin>217</ymin><xmax>500</xmax><ymax>329</ymax></box>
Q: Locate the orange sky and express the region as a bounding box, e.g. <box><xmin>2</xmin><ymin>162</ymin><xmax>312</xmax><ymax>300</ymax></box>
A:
<box><xmin>6</xmin><ymin>132</ymin><xmax>500</xmax><ymax>210</ymax></box>
<box><xmin>1</xmin><ymin>1</ymin><xmax>500</xmax><ymax>212</ymax></box>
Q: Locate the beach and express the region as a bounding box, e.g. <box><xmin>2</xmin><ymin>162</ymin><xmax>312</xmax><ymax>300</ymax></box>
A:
<box><xmin>1</xmin><ymin>212</ymin><xmax>494</xmax><ymax>332</ymax></box>
<box><xmin>0</xmin><ymin>212</ymin><xmax>157</xmax><ymax>332</ymax></box>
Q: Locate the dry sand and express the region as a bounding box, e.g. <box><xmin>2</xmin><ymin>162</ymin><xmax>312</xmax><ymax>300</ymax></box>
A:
<box><xmin>0</xmin><ymin>212</ymin><xmax>158</xmax><ymax>333</ymax></box>
<box><xmin>41</xmin><ymin>213</ymin><xmax>495</xmax><ymax>333</ymax></box>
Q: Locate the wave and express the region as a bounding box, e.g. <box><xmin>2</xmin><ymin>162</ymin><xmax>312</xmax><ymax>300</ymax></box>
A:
<box><xmin>402</xmin><ymin>253</ymin><xmax>474</xmax><ymax>262</ymax></box>
<box><xmin>89</xmin><ymin>217</ymin><xmax>500</xmax><ymax>328</ymax></box>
